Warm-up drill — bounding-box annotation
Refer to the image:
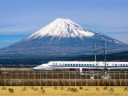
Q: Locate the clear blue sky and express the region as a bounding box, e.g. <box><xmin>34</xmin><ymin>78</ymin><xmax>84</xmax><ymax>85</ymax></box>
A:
<box><xmin>0</xmin><ymin>0</ymin><xmax>128</xmax><ymax>48</ymax></box>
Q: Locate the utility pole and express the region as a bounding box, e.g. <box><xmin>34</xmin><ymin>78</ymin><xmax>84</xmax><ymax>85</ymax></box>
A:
<box><xmin>104</xmin><ymin>40</ymin><xmax>107</xmax><ymax>70</ymax></box>
<box><xmin>94</xmin><ymin>43</ymin><xmax>97</xmax><ymax>62</ymax></box>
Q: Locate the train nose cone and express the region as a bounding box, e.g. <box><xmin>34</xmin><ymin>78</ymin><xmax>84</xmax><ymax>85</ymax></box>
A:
<box><xmin>33</xmin><ymin>67</ymin><xmax>38</xmax><ymax>70</ymax></box>
<box><xmin>33</xmin><ymin>66</ymin><xmax>41</xmax><ymax>70</ymax></box>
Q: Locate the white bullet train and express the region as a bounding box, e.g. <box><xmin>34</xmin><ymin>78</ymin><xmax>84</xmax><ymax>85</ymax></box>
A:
<box><xmin>33</xmin><ymin>61</ymin><xmax>128</xmax><ymax>72</ymax></box>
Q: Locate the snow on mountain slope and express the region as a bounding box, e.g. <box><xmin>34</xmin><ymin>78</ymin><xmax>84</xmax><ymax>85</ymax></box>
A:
<box><xmin>27</xmin><ymin>18</ymin><xmax>123</xmax><ymax>45</ymax></box>
<box><xmin>27</xmin><ymin>18</ymin><xmax>94</xmax><ymax>40</ymax></box>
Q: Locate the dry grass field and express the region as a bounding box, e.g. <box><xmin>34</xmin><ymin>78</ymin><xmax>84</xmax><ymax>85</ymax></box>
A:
<box><xmin>0</xmin><ymin>86</ymin><xmax>128</xmax><ymax>96</ymax></box>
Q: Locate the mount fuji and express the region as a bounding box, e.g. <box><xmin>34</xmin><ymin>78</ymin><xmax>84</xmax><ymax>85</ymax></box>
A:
<box><xmin>0</xmin><ymin>18</ymin><xmax>128</xmax><ymax>58</ymax></box>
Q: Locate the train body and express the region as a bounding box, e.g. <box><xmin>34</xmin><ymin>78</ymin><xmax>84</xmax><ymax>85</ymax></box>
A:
<box><xmin>33</xmin><ymin>61</ymin><xmax>128</xmax><ymax>70</ymax></box>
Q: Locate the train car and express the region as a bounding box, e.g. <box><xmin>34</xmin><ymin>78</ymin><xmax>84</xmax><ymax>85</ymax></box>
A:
<box><xmin>33</xmin><ymin>61</ymin><xmax>128</xmax><ymax>72</ymax></box>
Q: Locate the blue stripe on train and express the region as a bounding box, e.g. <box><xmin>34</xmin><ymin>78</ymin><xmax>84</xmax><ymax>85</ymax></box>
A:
<box><xmin>50</xmin><ymin>65</ymin><xmax>128</xmax><ymax>68</ymax></box>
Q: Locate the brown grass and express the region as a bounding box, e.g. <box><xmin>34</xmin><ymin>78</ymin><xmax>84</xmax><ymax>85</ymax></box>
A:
<box><xmin>0</xmin><ymin>86</ymin><xmax>128</xmax><ymax>96</ymax></box>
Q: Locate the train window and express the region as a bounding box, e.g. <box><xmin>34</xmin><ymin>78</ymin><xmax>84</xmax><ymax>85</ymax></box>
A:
<box><xmin>115</xmin><ymin>64</ymin><xmax>117</xmax><ymax>66</ymax></box>
<box><xmin>87</xmin><ymin>64</ymin><xmax>89</xmax><ymax>66</ymax></box>
<box><xmin>123</xmin><ymin>64</ymin><xmax>125</xmax><ymax>66</ymax></box>
<box><xmin>84</xmin><ymin>64</ymin><xmax>86</xmax><ymax>66</ymax></box>
<box><xmin>65</xmin><ymin>64</ymin><xmax>67</xmax><ymax>66</ymax></box>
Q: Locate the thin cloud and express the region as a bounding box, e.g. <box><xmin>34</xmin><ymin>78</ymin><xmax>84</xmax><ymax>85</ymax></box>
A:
<box><xmin>0</xmin><ymin>25</ymin><xmax>37</xmax><ymax>34</ymax></box>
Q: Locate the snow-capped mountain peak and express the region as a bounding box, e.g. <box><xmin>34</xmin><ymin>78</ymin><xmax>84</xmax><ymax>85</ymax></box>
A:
<box><xmin>27</xmin><ymin>18</ymin><xmax>95</xmax><ymax>39</ymax></box>
<box><xmin>0</xmin><ymin>18</ymin><xmax>127</xmax><ymax>58</ymax></box>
